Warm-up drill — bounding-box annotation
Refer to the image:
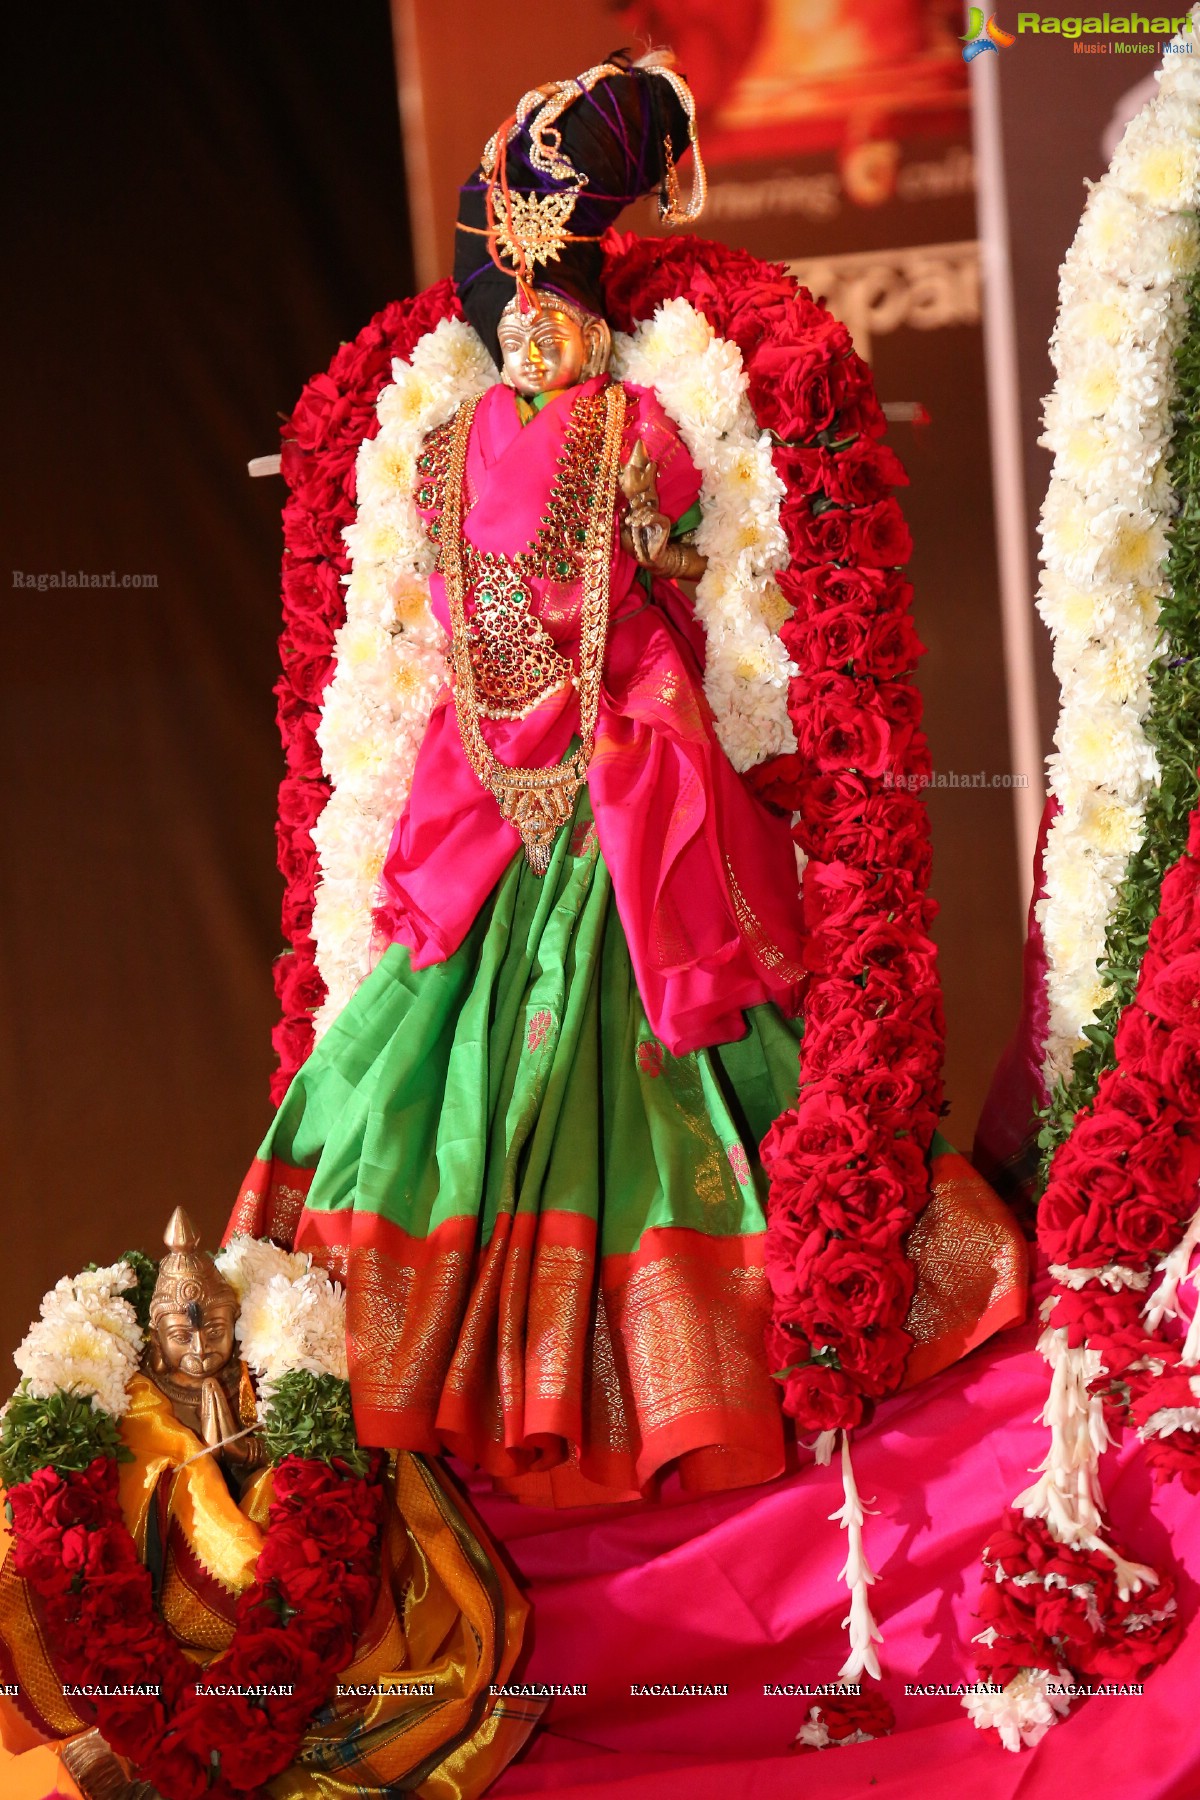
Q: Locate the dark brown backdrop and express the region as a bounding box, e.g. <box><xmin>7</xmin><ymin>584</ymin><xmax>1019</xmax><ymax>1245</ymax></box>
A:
<box><xmin>3</xmin><ymin>2</ymin><xmax>412</xmax><ymax>1342</ymax></box>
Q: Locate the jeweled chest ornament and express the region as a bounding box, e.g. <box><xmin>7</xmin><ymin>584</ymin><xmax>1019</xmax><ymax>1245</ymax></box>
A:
<box><xmin>428</xmin><ymin>379</ymin><xmax>627</xmax><ymax>874</ymax></box>
<box><xmin>418</xmin><ymin>385</ymin><xmax>612</xmax><ymax>721</ymax></box>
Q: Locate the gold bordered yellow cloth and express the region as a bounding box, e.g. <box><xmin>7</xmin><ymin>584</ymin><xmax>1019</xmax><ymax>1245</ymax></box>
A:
<box><xmin>0</xmin><ymin>1375</ymin><xmax>538</xmax><ymax>1798</ymax></box>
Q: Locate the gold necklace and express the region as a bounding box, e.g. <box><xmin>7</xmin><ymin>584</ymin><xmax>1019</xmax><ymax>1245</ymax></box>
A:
<box><xmin>439</xmin><ymin>381</ymin><xmax>626</xmax><ymax>874</ymax></box>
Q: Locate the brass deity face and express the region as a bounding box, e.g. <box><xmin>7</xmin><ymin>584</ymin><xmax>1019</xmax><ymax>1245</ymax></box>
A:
<box><xmin>152</xmin><ymin>1299</ymin><xmax>237</xmax><ymax>1383</ymax></box>
<box><xmin>497</xmin><ymin>292</ymin><xmax>610</xmax><ymax>396</ymax></box>
<box><xmin>145</xmin><ymin>1206</ymin><xmax>240</xmax><ymax>1391</ymax></box>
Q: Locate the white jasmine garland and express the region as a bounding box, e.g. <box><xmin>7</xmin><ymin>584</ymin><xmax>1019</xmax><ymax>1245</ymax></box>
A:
<box><xmin>962</xmin><ymin>1668</ymin><xmax>1072</xmax><ymax>1753</ymax></box>
<box><xmin>1035</xmin><ymin>27</ymin><xmax>1200</xmax><ymax>1087</ymax></box>
<box><xmin>312</xmin><ymin>298</ymin><xmax>798</xmax><ymax>1030</ymax></box>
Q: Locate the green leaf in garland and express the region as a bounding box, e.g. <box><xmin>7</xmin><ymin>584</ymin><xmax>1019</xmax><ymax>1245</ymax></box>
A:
<box><xmin>0</xmin><ymin>1387</ymin><xmax>132</xmax><ymax>1490</ymax></box>
<box><xmin>259</xmin><ymin>1371</ymin><xmax>368</xmax><ymax>1476</ymax></box>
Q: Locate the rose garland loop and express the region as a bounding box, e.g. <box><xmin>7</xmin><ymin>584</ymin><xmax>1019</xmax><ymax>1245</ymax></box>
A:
<box><xmin>1</xmin><ymin>1247</ymin><xmax>385</xmax><ymax>1800</ymax></box>
<box><xmin>271</xmin><ymin>281</ymin><xmax>462</xmax><ymax>1101</ymax></box>
<box><xmin>10</xmin><ymin>1454</ymin><xmax>384</xmax><ymax>1800</ymax></box>
<box><xmin>603</xmin><ymin>233</ymin><xmax>943</xmax><ymax>1435</ymax></box>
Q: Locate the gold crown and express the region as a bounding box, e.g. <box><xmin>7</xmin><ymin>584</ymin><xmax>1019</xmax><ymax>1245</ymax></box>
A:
<box><xmin>148</xmin><ymin>1207</ymin><xmax>237</xmax><ymax>1324</ymax></box>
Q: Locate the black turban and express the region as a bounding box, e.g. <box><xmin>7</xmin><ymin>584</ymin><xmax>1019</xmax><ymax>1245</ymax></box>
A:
<box><xmin>453</xmin><ymin>51</ymin><xmax>690</xmax><ymax>362</ymax></box>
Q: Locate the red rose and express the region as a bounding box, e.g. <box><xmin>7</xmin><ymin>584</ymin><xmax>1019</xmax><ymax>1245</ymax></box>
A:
<box><xmin>782</xmin><ymin>606</ymin><xmax>871</xmax><ymax>671</ymax></box>
<box><xmin>1151</xmin><ymin>855</ymin><xmax>1200</xmax><ymax>955</ymax></box>
<box><xmin>1144</xmin><ymin>1431</ymin><xmax>1200</xmax><ymax>1493</ymax></box>
<box><xmin>1098</xmin><ymin>1068</ymin><xmax>1169</xmax><ymax>1130</ymax></box>
<box><xmin>274</xmin><ymin>952</ymin><xmax>324</xmax><ymax>1020</ymax></box>
<box><xmin>800</xmin><ymin>1687</ymin><xmax>896</xmax><ymax>1747</ymax></box>
<box><xmin>804</xmin><ymin>1241</ymin><xmax>915</xmax><ymax>1336</ymax></box>
<box><xmin>1048</xmin><ymin>1285</ymin><xmax>1140</xmax><ymax>1347</ymax></box>
<box><xmin>283</xmin><ymin>715</ymin><xmax>323</xmax><ymax>782</ymax></box>
<box><xmin>781</xmin><ymin>1360</ymin><xmax>868</xmax><ymax>1431</ymax></box>
<box><xmin>222</xmin><ymin>1630</ymin><xmax>325</xmax><ymax>1713</ymax></box>
<box><xmin>847</xmin><ymin>498</ymin><xmax>913</xmax><ymax>568</ymax></box>
<box><xmin>764</xmin><ymin>1316</ymin><xmax>813</xmax><ymax>1377</ymax></box>
<box><xmin>1141</xmin><ymin>953</ymin><xmax>1200</xmax><ymax>1027</ymax></box>
<box><xmin>837</xmin><ymin>1324</ymin><xmax>913</xmax><ymax>1396</ymax></box>
<box><xmin>141</xmin><ymin>1732</ymin><xmax>211</xmax><ymax>1800</ymax></box>
<box><xmin>271</xmin><ymin>1013</ymin><xmax>315</xmax><ymax>1079</ymax></box>
<box><xmin>1157</xmin><ymin>1030</ymin><xmax>1200</xmax><ymax>1113</ymax></box>
<box><xmin>820</xmin><ymin>438</ymin><xmax>908</xmax><ymax>507</ymax></box>
<box><xmin>796</xmin><ymin>673</ymin><xmax>892</xmax><ymax>778</ymax></box>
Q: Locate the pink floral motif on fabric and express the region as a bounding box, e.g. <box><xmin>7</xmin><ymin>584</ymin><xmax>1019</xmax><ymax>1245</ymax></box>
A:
<box><xmin>727</xmin><ymin>1143</ymin><xmax>751</xmax><ymax>1187</ymax></box>
<box><xmin>636</xmin><ymin>1040</ymin><xmax>664</xmax><ymax>1079</ymax></box>
<box><xmin>526</xmin><ymin>1010</ymin><xmax>554</xmax><ymax>1053</ymax></box>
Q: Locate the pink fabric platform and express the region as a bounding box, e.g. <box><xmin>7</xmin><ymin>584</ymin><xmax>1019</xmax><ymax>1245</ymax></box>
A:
<box><xmin>467</xmin><ymin>1274</ymin><xmax>1200</xmax><ymax>1800</ymax></box>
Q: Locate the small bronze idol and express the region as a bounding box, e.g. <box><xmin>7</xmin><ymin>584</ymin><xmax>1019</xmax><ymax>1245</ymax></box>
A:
<box><xmin>143</xmin><ymin>1206</ymin><xmax>263</xmax><ymax>1482</ymax></box>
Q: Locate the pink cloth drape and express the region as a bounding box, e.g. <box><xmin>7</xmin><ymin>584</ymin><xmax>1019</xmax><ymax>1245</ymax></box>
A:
<box><xmin>469</xmin><ymin>1270</ymin><xmax>1198</xmax><ymax>1798</ymax></box>
<box><xmin>377</xmin><ymin>378</ymin><xmax>807</xmax><ymax>1055</ymax></box>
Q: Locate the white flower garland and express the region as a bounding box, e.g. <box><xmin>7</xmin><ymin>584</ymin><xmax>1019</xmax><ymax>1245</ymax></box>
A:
<box><xmin>310</xmin><ymin>298</ymin><xmax>796</xmax><ymax>1033</ymax></box>
<box><xmin>311</xmin><ymin>319</ymin><xmax>497</xmax><ymax>1034</ymax></box>
<box><xmin>5</xmin><ymin>1241</ymin><xmax>349</xmax><ymax>1433</ymax></box>
<box><xmin>611</xmin><ymin>297</ymin><xmax>796</xmax><ymax>773</ymax></box>
<box><xmin>11</xmin><ymin>1262</ymin><xmax>144</xmax><ymax>1420</ymax></box>
<box><xmin>1035</xmin><ymin>27</ymin><xmax>1200</xmax><ymax>1086</ymax></box>
<box><xmin>216</xmin><ymin>1235</ymin><xmax>348</xmax><ymax>1405</ymax></box>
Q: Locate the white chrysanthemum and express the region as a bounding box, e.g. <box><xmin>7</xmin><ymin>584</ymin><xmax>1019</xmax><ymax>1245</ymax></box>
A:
<box><xmin>1074</xmin><ymin>180</ymin><xmax>1200</xmax><ymax>284</ymax></box>
<box><xmin>237</xmin><ymin>1268</ymin><xmax>348</xmax><ymax>1403</ymax></box>
<box><xmin>72</xmin><ymin>1261</ymin><xmax>138</xmax><ymax>1302</ymax></box>
<box><xmin>14</xmin><ymin>1310</ymin><xmax>138</xmax><ymax>1419</ymax></box>
<box><xmin>215</xmin><ymin>1234</ymin><xmax>310</xmax><ymax>1302</ymax></box>
<box><xmin>962</xmin><ymin>1669</ymin><xmax>1073</xmax><ymax>1753</ymax></box>
<box><xmin>1110</xmin><ymin>99</ymin><xmax>1200</xmax><ymax>214</ymax></box>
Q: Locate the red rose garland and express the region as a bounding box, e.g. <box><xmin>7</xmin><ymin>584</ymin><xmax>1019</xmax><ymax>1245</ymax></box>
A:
<box><xmin>603</xmin><ymin>232</ymin><xmax>945</xmax><ymax>1436</ymax></box>
<box><xmin>275</xmin><ymin>236</ymin><xmax>943</xmax><ymax>1441</ymax></box>
<box><xmin>972</xmin><ymin>807</ymin><xmax>1200</xmax><ymax>1695</ymax></box>
<box><xmin>9</xmin><ymin>1453</ymin><xmax>385</xmax><ymax>1799</ymax></box>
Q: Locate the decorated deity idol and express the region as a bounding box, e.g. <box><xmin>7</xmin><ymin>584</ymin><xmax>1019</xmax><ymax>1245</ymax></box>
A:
<box><xmin>231</xmin><ymin>47</ymin><xmax>1028</xmax><ymax>1534</ymax></box>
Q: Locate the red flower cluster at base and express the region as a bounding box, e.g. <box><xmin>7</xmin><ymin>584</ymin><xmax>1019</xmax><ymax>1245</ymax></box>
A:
<box><xmin>795</xmin><ymin>1686</ymin><xmax>896</xmax><ymax>1749</ymax></box>
<box><xmin>973</xmin><ymin>1511</ymin><xmax>1181</xmax><ymax>1694</ymax></box>
<box><xmin>9</xmin><ymin>1453</ymin><xmax>385</xmax><ymax>1799</ymax></box>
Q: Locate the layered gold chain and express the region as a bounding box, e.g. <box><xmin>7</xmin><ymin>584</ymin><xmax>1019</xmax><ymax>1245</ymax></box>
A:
<box><xmin>440</xmin><ymin>381</ymin><xmax>627</xmax><ymax>874</ymax></box>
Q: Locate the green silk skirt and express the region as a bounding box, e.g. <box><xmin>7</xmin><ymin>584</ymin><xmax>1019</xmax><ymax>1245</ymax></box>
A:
<box><xmin>235</xmin><ymin>797</ymin><xmax>801</xmax><ymax>1503</ymax></box>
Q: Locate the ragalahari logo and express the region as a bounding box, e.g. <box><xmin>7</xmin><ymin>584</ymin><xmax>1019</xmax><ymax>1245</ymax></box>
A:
<box><xmin>962</xmin><ymin>8</ymin><xmax>1017</xmax><ymax>56</ymax></box>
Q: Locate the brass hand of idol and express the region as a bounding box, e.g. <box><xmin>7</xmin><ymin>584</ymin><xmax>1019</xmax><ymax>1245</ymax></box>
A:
<box><xmin>200</xmin><ymin>1375</ymin><xmax>262</xmax><ymax>1472</ymax></box>
<box><xmin>618</xmin><ymin>438</ymin><xmax>707</xmax><ymax>582</ymax></box>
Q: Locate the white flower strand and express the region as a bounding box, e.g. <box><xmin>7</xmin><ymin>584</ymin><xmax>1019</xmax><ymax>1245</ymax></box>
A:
<box><xmin>833</xmin><ymin>1431</ymin><xmax>883</xmax><ymax>1684</ymax></box>
<box><xmin>1036</xmin><ymin>12</ymin><xmax>1200</xmax><ymax>1086</ymax></box>
<box><xmin>1142</xmin><ymin>1189</ymin><xmax>1200</xmax><ymax>1334</ymax></box>
<box><xmin>11</xmin><ymin>1263</ymin><xmax>143</xmax><ymax>1420</ymax></box>
<box><xmin>312</xmin><ymin>299</ymin><xmax>797</xmax><ymax>1029</ymax></box>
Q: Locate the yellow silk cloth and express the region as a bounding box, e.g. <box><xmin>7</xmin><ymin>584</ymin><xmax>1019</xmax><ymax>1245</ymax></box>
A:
<box><xmin>0</xmin><ymin>1375</ymin><xmax>538</xmax><ymax>1798</ymax></box>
